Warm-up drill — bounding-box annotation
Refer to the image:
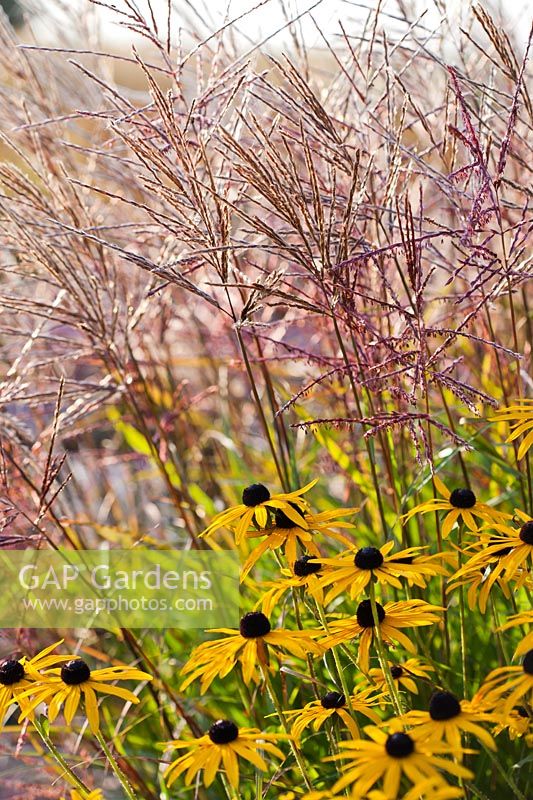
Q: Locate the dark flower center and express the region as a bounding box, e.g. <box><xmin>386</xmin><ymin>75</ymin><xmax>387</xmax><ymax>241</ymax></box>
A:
<box><xmin>519</xmin><ymin>521</ymin><xmax>533</xmax><ymax>545</ymax></box>
<box><xmin>274</xmin><ymin>502</ymin><xmax>304</xmax><ymax>529</ymax></box>
<box><xmin>61</xmin><ymin>659</ymin><xmax>91</xmax><ymax>685</ymax></box>
<box><xmin>385</xmin><ymin>732</ymin><xmax>414</xmax><ymax>758</ymax></box>
<box><xmin>242</xmin><ymin>483</ymin><xmax>270</xmax><ymax>507</ymax></box>
<box><xmin>294</xmin><ymin>555</ymin><xmax>321</xmax><ymax>577</ymax></box>
<box><xmin>489</xmin><ymin>538</ymin><xmax>514</xmax><ymax>556</ymax></box>
<box><xmin>354</xmin><ymin>547</ymin><xmax>384</xmax><ymax>570</ymax></box>
<box><xmin>239</xmin><ymin>612</ymin><xmax>271</xmax><ymax>638</ymax></box>
<box><xmin>449</xmin><ymin>488</ymin><xmax>476</xmax><ymax>509</ymax></box>
<box><xmin>523</xmin><ymin>650</ymin><xmax>533</xmax><ymax>676</ymax></box>
<box><xmin>208</xmin><ymin>719</ymin><xmax>239</xmax><ymax>744</ymax></box>
<box><xmin>429</xmin><ymin>690</ymin><xmax>461</xmax><ymax>720</ymax></box>
<box><xmin>321</xmin><ymin>691</ymin><xmax>345</xmax><ymax>709</ymax></box>
<box><xmin>0</xmin><ymin>659</ymin><xmax>25</xmax><ymax>686</ymax></box>
<box><xmin>356</xmin><ymin>599</ymin><xmax>385</xmax><ymax>628</ymax></box>
<box><xmin>390</xmin><ymin>665</ymin><xmax>404</xmax><ymax>679</ymax></box>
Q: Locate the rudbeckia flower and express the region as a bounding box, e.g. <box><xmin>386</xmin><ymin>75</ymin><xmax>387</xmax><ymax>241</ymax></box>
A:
<box><xmin>163</xmin><ymin>719</ymin><xmax>285</xmax><ymax>788</ymax></box>
<box><xmin>201</xmin><ymin>481</ymin><xmax>317</xmax><ymax>544</ymax></box>
<box><xmin>466</xmin><ymin>510</ymin><xmax>533</xmax><ymax>580</ymax></box>
<box><xmin>400</xmin><ymin>690</ymin><xmax>497</xmax><ymax>750</ymax></box>
<box><xmin>284</xmin><ymin>686</ymin><xmax>383</xmax><ymax>743</ymax></box>
<box><xmin>477</xmin><ymin>649</ymin><xmax>533</xmax><ymax>715</ymax></box>
<box><xmin>322</xmin><ymin>600</ymin><xmax>442</xmax><ymax>673</ymax></box>
<box><xmin>403</xmin><ymin>475</ymin><xmax>510</xmax><ymax>537</ymax></box>
<box><xmin>330</xmin><ymin>725</ymin><xmax>471</xmax><ymax>798</ymax></box>
<box><xmin>180</xmin><ymin>612</ymin><xmax>324</xmax><ymax>693</ymax></box>
<box><xmin>0</xmin><ymin>640</ymin><xmax>70</xmax><ymax>729</ymax></box>
<box><xmin>489</xmin><ymin>398</ymin><xmax>533</xmax><ymax>460</ymax></box>
<box><xmin>240</xmin><ymin>506</ymin><xmax>357</xmax><ymax>580</ymax></box>
<box><xmin>18</xmin><ymin>657</ymin><xmax>152</xmax><ymax>733</ymax></box>
<box><xmin>256</xmin><ymin>556</ymin><xmax>325</xmax><ymax>616</ymax></box>
<box><xmin>368</xmin><ymin>658</ymin><xmax>434</xmax><ymax>697</ymax></box>
<box><xmin>317</xmin><ymin>544</ymin><xmax>446</xmax><ymax>603</ymax></box>
<box><xmin>448</xmin><ymin>538</ymin><xmax>531</xmax><ymax>613</ymax></box>
<box><xmin>493</xmin><ymin>706</ymin><xmax>531</xmax><ymax>740</ymax></box>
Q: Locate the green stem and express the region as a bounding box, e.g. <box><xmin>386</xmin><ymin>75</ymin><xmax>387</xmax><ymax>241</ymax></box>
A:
<box><xmin>221</xmin><ymin>772</ymin><xmax>242</xmax><ymax>800</ymax></box>
<box><xmin>95</xmin><ymin>730</ymin><xmax>139</xmax><ymax>800</ymax></box>
<box><xmin>260</xmin><ymin>665</ymin><xmax>312</xmax><ymax>790</ymax></box>
<box><xmin>482</xmin><ymin>742</ymin><xmax>527</xmax><ymax>800</ymax></box>
<box><xmin>32</xmin><ymin>718</ymin><xmax>90</xmax><ymax>795</ymax></box>
<box><xmin>369</xmin><ymin>582</ymin><xmax>403</xmax><ymax>716</ymax></box>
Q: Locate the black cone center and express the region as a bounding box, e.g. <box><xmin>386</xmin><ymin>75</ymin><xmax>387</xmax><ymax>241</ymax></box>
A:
<box><xmin>449</xmin><ymin>488</ymin><xmax>476</xmax><ymax>509</ymax></box>
<box><xmin>242</xmin><ymin>483</ymin><xmax>270</xmax><ymax>507</ymax></box>
<box><xmin>429</xmin><ymin>690</ymin><xmax>461</xmax><ymax>720</ymax></box>
<box><xmin>386</xmin><ymin>732</ymin><xmax>414</xmax><ymax>758</ymax></box>
<box><xmin>321</xmin><ymin>691</ymin><xmax>345</xmax><ymax>709</ymax></box>
<box><xmin>240</xmin><ymin>612</ymin><xmax>271</xmax><ymax>638</ymax></box>
<box><xmin>519</xmin><ymin>521</ymin><xmax>533</xmax><ymax>545</ymax></box>
<box><xmin>209</xmin><ymin>720</ymin><xmax>239</xmax><ymax>744</ymax></box>
<box><xmin>354</xmin><ymin>547</ymin><xmax>384</xmax><ymax>570</ymax></box>
<box><xmin>61</xmin><ymin>659</ymin><xmax>91</xmax><ymax>685</ymax></box>
<box><xmin>294</xmin><ymin>555</ymin><xmax>321</xmax><ymax>577</ymax></box>
<box><xmin>356</xmin><ymin>599</ymin><xmax>385</xmax><ymax>628</ymax></box>
<box><xmin>0</xmin><ymin>659</ymin><xmax>25</xmax><ymax>686</ymax></box>
<box><xmin>390</xmin><ymin>665</ymin><xmax>403</xmax><ymax>679</ymax></box>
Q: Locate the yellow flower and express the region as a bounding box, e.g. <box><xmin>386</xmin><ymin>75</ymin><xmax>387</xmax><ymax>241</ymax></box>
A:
<box><xmin>18</xmin><ymin>656</ymin><xmax>152</xmax><ymax>733</ymax></box>
<box><xmin>400</xmin><ymin>691</ymin><xmax>497</xmax><ymax>751</ymax></box>
<box><xmin>330</xmin><ymin>724</ymin><xmax>471</xmax><ymax>799</ymax></box>
<box><xmin>322</xmin><ymin>600</ymin><xmax>442</xmax><ymax>673</ymax></box>
<box><xmin>448</xmin><ymin>528</ymin><xmax>530</xmax><ymax>614</ymax></box>
<box><xmin>65</xmin><ymin>791</ymin><xmax>104</xmax><ymax>800</ymax></box>
<box><xmin>497</xmin><ymin>611</ymin><xmax>533</xmax><ymax>657</ymax></box>
<box><xmin>489</xmin><ymin>398</ymin><xmax>533</xmax><ymax>460</ymax></box>
<box><xmin>0</xmin><ymin>640</ymin><xmax>71</xmax><ymax>730</ymax></box>
<box><xmin>368</xmin><ymin>658</ymin><xmax>434</xmax><ymax>697</ymax></box>
<box><xmin>476</xmin><ymin>649</ymin><xmax>533</xmax><ymax>715</ymax></box>
<box><xmin>201</xmin><ymin>481</ymin><xmax>317</xmax><ymax>545</ymax></box>
<box><xmin>317</xmin><ymin>543</ymin><xmax>447</xmax><ymax>603</ymax></box>
<box><xmin>240</xmin><ymin>506</ymin><xmax>358</xmax><ymax>580</ymax></box>
<box><xmin>256</xmin><ymin>557</ymin><xmax>325</xmax><ymax>616</ymax></box>
<box><xmin>283</xmin><ymin>686</ymin><xmax>383</xmax><ymax>743</ymax></box>
<box><xmin>180</xmin><ymin>612</ymin><xmax>324</xmax><ymax>693</ymax></box>
<box><xmin>163</xmin><ymin>719</ymin><xmax>285</xmax><ymax>788</ymax></box>
<box><xmin>493</xmin><ymin>707</ymin><xmax>531</xmax><ymax>740</ymax></box>
<box><xmin>463</xmin><ymin>510</ymin><xmax>533</xmax><ymax>581</ymax></box>
<box><xmin>403</xmin><ymin>475</ymin><xmax>510</xmax><ymax>537</ymax></box>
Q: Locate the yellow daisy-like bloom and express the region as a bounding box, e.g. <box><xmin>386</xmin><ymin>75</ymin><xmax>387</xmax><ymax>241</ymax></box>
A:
<box><xmin>0</xmin><ymin>640</ymin><xmax>71</xmax><ymax>729</ymax></box>
<box><xmin>256</xmin><ymin>556</ymin><xmax>325</xmax><ymax>616</ymax></box>
<box><xmin>493</xmin><ymin>706</ymin><xmax>531</xmax><ymax>740</ymax></box>
<box><xmin>400</xmin><ymin>690</ymin><xmax>497</xmax><ymax>751</ymax></box>
<box><xmin>497</xmin><ymin>611</ymin><xmax>533</xmax><ymax>657</ymax></box>
<box><xmin>476</xmin><ymin>648</ymin><xmax>533</xmax><ymax>715</ymax></box>
<box><xmin>163</xmin><ymin>719</ymin><xmax>285</xmax><ymax>788</ymax></box>
<box><xmin>180</xmin><ymin>612</ymin><xmax>324</xmax><ymax>693</ymax></box>
<box><xmin>447</xmin><ymin>531</ymin><xmax>532</xmax><ymax>612</ymax></box>
<box><xmin>322</xmin><ymin>600</ymin><xmax>442</xmax><ymax>673</ymax></box>
<box><xmin>489</xmin><ymin>398</ymin><xmax>533</xmax><ymax>460</ymax></box>
<box><xmin>330</xmin><ymin>724</ymin><xmax>471</xmax><ymax>799</ymax></box>
<box><xmin>240</xmin><ymin>506</ymin><xmax>357</xmax><ymax>580</ymax></box>
<box><xmin>18</xmin><ymin>656</ymin><xmax>152</xmax><ymax>734</ymax></box>
<box><xmin>201</xmin><ymin>481</ymin><xmax>317</xmax><ymax>545</ymax></box>
<box><xmin>284</xmin><ymin>686</ymin><xmax>383</xmax><ymax>743</ymax></box>
<box><xmin>464</xmin><ymin>510</ymin><xmax>533</xmax><ymax>581</ymax></box>
<box><xmin>368</xmin><ymin>658</ymin><xmax>434</xmax><ymax>698</ymax></box>
<box><xmin>302</xmin><ymin>778</ymin><xmax>464</xmax><ymax>800</ymax></box>
<box><xmin>403</xmin><ymin>475</ymin><xmax>511</xmax><ymax>537</ymax></box>
<box><xmin>317</xmin><ymin>543</ymin><xmax>447</xmax><ymax>603</ymax></box>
